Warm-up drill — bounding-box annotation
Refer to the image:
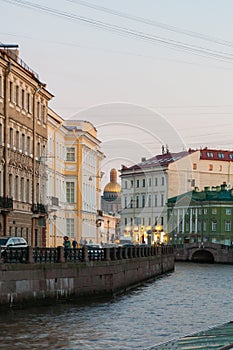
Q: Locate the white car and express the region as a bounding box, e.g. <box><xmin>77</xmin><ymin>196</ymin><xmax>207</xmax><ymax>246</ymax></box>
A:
<box><xmin>0</xmin><ymin>236</ymin><xmax>28</xmax><ymax>253</ymax></box>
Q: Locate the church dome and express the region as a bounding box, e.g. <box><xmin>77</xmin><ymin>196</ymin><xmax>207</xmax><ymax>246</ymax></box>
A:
<box><xmin>104</xmin><ymin>182</ymin><xmax>121</xmax><ymax>193</ymax></box>
<box><xmin>103</xmin><ymin>169</ymin><xmax>121</xmax><ymax>201</ymax></box>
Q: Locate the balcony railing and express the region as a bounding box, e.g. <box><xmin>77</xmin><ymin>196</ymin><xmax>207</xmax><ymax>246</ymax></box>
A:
<box><xmin>0</xmin><ymin>196</ymin><xmax>13</xmax><ymax>211</ymax></box>
<box><xmin>32</xmin><ymin>203</ymin><xmax>47</xmax><ymax>215</ymax></box>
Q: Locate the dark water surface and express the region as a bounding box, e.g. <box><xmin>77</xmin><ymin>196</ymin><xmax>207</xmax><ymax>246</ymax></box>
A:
<box><xmin>0</xmin><ymin>262</ymin><xmax>233</xmax><ymax>350</ymax></box>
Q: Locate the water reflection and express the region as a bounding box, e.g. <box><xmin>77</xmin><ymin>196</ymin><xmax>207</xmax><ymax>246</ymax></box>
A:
<box><xmin>0</xmin><ymin>263</ymin><xmax>233</xmax><ymax>350</ymax></box>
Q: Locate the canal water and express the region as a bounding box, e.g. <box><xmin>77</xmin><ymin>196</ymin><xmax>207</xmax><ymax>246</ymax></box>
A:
<box><xmin>0</xmin><ymin>262</ymin><xmax>233</xmax><ymax>350</ymax></box>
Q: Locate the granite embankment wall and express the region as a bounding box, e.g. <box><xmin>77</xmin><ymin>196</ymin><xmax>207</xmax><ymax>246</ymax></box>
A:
<box><xmin>0</xmin><ymin>247</ymin><xmax>174</xmax><ymax>309</ymax></box>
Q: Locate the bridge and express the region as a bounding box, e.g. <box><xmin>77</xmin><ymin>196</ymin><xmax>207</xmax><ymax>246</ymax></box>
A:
<box><xmin>174</xmin><ymin>242</ymin><xmax>233</xmax><ymax>264</ymax></box>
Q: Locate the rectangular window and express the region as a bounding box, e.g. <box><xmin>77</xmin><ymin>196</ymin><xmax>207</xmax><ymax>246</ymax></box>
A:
<box><xmin>66</xmin><ymin>147</ymin><xmax>75</xmax><ymax>161</ymax></box>
<box><xmin>203</xmin><ymin>220</ymin><xmax>207</xmax><ymax>231</ymax></box>
<box><xmin>142</xmin><ymin>195</ymin><xmax>145</xmax><ymax>207</ymax></box>
<box><xmin>225</xmin><ymin>220</ymin><xmax>231</xmax><ymax>232</ymax></box>
<box><xmin>22</xmin><ymin>89</ymin><xmax>25</xmax><ymax>109</ymax></box>
<box><xmin>193</xmin><ymin>163</ymin><xmax>197</xmax><ymax>170</ymax></box>
<box><xmin>161</xmin><ymin>177</ymin><xmax>164</xmax><ymax>185</ymax></box>
<box><xmin>155</xmin><ymin>177</ymin><xmax>158</xmax><ymax>186</ymax></box>
<box><xmin>226</xmin><ymin>208</ymin><xmax>231</xmax><ymax>215</ymax></box>
<box><xmin>124</xmin><ymin>181</ymin><xmax>127</xmax><ymax>189</ymax></box>
<box><xmin>16</xmin><ymin>85</ymin><xmax>19</xmax><ymax>105</ymax></box>
<box><xmin>142</xmin><ymin>179</ymin><xmax>145</xmax><ymax>187</ymax></box>
<box><xmin>136</xmin><ymin>196</ymin><xmax>139</xmax><ymax>208</ymax></box>
<box><xmin>42</xmin><ymin>105</ymin><xmax>46</xmax><ymax>123</ymax></box>
<box><xmin>161</xmin><ymin>194</ymin><xmax>164</xmax><ymax>207</ymax></box>
<box><xmin>124</xmin><ymin>197</ymin><xmax>127</xmax><ymax>209</ymax></box>
<box><xmin>27</xmin><ymin>136</ymin><xmax>30</xmax><ymax>154</ymax></box>
<box><xmin>27</xmin><ymin>93</ymin><xmax>30</xmax><ymax>113</ymax></box>
<box><xmin>66</xmin><ymin>218</ymin><xmax>74</xmax><ymax>237</ymax></box>
<box><xmin>9</xmin><ymin>127</ymin><xmax>13</xmax><ymax>147</ymax></box>
<box><xmin>66</xmin><ymin>182</ymin><xmax>75</xmax><ymax>203</ymax></box>
<box><xmin>136</xmin><ymin>179</ymin><xmax>140</xmax><ymax>188</ymax></box>
<box><xmin>212</xmin><ymin>208</ymin><xmax>217</xmax><ymax>214</ymax></box>
<box><xmin>204</xmin><ymin>208</ymin><xmax>208</xmax><ymax>214</ymax></box>
<box><xmin>148</xmin><ymin>194</ymin><xmax>151</xmax><ymax>207</ymax></box>
<box><xmin>21</xmin><ymin>177</ymin><xmax>24</xmax><ymax>202</ymax></box>
<box><xmin>37</xmin><ymin>142</ymin><xmax>40</xmax><ymax>158</ymax></box>
<box><xmin>26</xmin><ymin>179</ymin><xmax>30</xmax><ymax>203</ymax></box>
<box><xmin>22</xmin><ymin>134</ymin><xmax>25</xmax><ymax>152</ymax></box>
<box><xmin>148</xmin><ymin>178</ymin><xmax>151</xmax><ymax>187</ymax></box>
<box><xmin>124</xmin><ymin>218</ymin><xmax>127</xmax><ymax>226</ymax></box>
<box><xmin>155</xmin><ymin>194</ymin><xmax>158</xmax><ymax>207</ymax></box>
<box><xmin>37</xmin><ymin>101</ymin><xmax>40</xmax><ymax>119</ymax></box>
<box><xmin>16</xmin><ymin>131</ymin><xmax>19</xmax><ymax>149</ymax></box>
<box><xmin>209</xmin><ymin>164</ymin><xmax>213</xmax><ymax>171</ymax></box>
<box><xmin>15</xmin><ymin>176</ymin><xmax>19</xmax><ymax>201</ymax></box>
<box><xmin>9</xmin><ymin>174</ymin><xmax>13</xmax><ymax>198</ymax></box>
<box><xmin>130</xmin><ymin>198</ymin><xmax>133</xmax><ymax>208</ymax></box>
<box><xmin>9</xmin><ymin>81</ymin><xmax>13</xmax><ymax>102</ymax></box>
<box><xmin>212</xmin><ymin>221</ymin><xmax>217</xmax><ymax>231</ymax></box>
<box><xmin>130</xmin><ymin>180</ymin><xmax>133</xmax><ymax>188</ymax></box>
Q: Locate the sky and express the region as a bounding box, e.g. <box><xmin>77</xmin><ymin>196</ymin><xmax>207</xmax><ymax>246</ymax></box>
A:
<box><xmin>1</xmin><ymin>0</ymin><xmax>233</xmax><ymax>188</ymax></box>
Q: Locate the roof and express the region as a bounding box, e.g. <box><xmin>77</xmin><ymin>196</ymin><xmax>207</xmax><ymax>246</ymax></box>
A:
<box><xmin>120</xmin><ymin>147</ymin><xmax>233</xmax><ymax>174</ymax></box>
<box><xmin>121</xmin><ymin>150</ymin><xmax>195</xmax><ymax>172</ymax></box>
<box><xmin>168</xmin><ymin>183</ymin><xmax>233</xmax><ymax>204</ymax></box>
<box><xmin>153</xmin><ymin>321</ymin><xmax>233</xmax><ymax>349</ymax></box>
<box><xmin>200</xmin><ymin>148</ymin><xmax>233</xmax><ymax>162</ymax></box>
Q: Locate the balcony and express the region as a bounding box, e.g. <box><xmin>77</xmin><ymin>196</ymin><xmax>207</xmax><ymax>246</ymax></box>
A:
<box><xmin>47</xmin><ymin>196</ymin><xmax>60</xmax><ymax>212</ymax></box>
<box><xmin>0</xmin><ymin>196</ymin><xmax>13</xmax><ymax>211</ymax></box>
<box><xmin>32</xmin><ymin>203</ymin><xmax>47</xmax><ymax>215</ymax></box>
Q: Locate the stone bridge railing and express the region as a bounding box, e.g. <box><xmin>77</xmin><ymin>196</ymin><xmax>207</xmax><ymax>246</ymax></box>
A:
<box><xmin>1</xmin><ymin>245</ymin><xmax>174</xmax><ymax>264</ymax></box>
<box><xmin>174</xmin><ymin>242</ymin><xmax>233</xmax><ymax>263</ymax></box>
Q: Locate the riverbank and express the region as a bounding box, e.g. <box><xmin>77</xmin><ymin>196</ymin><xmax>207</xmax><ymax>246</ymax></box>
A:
<box><xmin>0</xmin><ymin>246</ymin><xmax>174</xmax><ymax>309</ymax></box>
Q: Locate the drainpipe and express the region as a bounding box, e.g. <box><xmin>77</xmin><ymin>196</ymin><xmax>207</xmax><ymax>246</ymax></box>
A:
<box><xmin>3</xmin><ymin>60</ymin><xmax>12</xmax><ymax>236</ymax></box>
<box><xmin>31</xmin><ymin>83</ymin><xmax>43</xmax><ymax>246</ymax></box>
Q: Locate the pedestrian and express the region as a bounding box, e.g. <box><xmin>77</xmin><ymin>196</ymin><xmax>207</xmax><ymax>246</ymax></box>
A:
<box><xmin>72</xmin><ymin>239</ymin><xmax>77</xmax><ymax>249</ymax></box>
<box><xmin>63</xmin><ymin>236</ymin><xmax>71</xmax><ymax>250</ymax></box>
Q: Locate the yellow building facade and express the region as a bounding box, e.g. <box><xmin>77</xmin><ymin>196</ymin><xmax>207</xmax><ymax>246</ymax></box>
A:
<box><xmin>47</xmin><ymin>109</ymin><xmax>104</xmax><ymax>247</ymax></box>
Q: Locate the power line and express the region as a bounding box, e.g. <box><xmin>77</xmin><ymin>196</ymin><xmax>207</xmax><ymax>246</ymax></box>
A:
<box><xmin>66</xmin><ymin>0</ymin><xmax>233</xmax><ymax>49</ymax></box>
<box><xmin>3</xmin><ymin>0</ymin><xmax>233</xmax><ymax>64</ymax></box>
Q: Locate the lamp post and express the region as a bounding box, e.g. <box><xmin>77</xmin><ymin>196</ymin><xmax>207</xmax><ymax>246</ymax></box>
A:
<box><xmin>107</xmin><ymin>219</ymin><xmax>110</xmax><ymax>243</ymax></box>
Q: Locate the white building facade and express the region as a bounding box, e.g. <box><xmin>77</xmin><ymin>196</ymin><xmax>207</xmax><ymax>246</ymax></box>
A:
<box><xmin>120</xmin><ymin>148</ymin><xmax>233</xmax><ymax>244</ymax></box>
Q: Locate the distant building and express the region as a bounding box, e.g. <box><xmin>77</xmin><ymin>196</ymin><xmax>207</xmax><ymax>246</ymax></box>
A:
<box><xmin>101</xmin><ymin>168</ymin><xmax>121</xmax><ymax>214</ymax></box>
<box><xmin>167</xmin><ymin>183</ymin><xmax>233</xmax><ymax>246</ymax></box>
<box><xmin>120</xmin><ymin>147</ymin><xmax>233</xmax><ymax>244</ymax></box>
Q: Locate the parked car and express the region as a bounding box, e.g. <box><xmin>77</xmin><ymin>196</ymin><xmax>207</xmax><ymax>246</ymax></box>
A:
<box><xmin>0</xmin><ymin>236</ymin><xmax>28</xmax><ymax>253</ymax></box>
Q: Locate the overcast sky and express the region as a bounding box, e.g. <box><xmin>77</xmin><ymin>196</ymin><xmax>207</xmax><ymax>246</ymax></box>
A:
<box><xmin>1</xmin><ymin>0</ymin><xmax>233</xmax><ymax>187</ymax></box>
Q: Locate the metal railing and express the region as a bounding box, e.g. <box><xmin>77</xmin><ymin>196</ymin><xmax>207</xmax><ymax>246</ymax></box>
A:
<box><xmin>0</xmin><ymin>245</ymin><xmax>174</xmax><ymax>264</ymax></box>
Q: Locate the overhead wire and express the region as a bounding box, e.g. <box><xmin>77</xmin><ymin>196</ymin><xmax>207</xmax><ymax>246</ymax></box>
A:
<box><xmin>66</xmin><ymin>0</ymin><xmax>233</xmax><ymax>49</ymax></box>
<box><xmin>2</xmin><ymin>0</ymin><xmax>233</xmax><ymax>64</ymax></box>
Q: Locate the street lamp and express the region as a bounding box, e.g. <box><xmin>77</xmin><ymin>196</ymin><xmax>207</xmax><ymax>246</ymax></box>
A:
<box><xmin>107</xmin><ymin>219</ymin><xmax>110</xmax><ymax>243</ymax></box>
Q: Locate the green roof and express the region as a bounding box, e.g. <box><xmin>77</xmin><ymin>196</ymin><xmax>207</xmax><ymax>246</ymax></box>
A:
<box><xmin>153</xmin><ymin>321</ymin><xmax>233</xmax><ymax>349</ymax></box>
<box><xmin>168</xmin><ymin>187</ymin><xmax>233</xmax><ymax>204</ymax></box>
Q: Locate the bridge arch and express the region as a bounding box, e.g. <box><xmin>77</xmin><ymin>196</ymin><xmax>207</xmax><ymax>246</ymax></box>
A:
<box><xmin>191</xmin><ymin>249</ymin><xmax>214</xmax><ymax>263</ymax></box>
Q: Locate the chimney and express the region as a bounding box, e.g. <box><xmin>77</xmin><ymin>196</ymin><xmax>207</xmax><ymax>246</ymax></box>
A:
<box><xmin>141</xmin><ymin>157</ymin><xmax>146</xmax><ymax>162</ymax></box>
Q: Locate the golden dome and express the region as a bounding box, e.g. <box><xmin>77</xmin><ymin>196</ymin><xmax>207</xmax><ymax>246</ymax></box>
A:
<box><xmin>104</xmin><ymin>168</ymin><xmax>121</xmax><ymax>193</ymax></box>
<box><xmin>104</xmin><ymin>182</ymin><xmax>121</xmax><ymax>193</ymax></box>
